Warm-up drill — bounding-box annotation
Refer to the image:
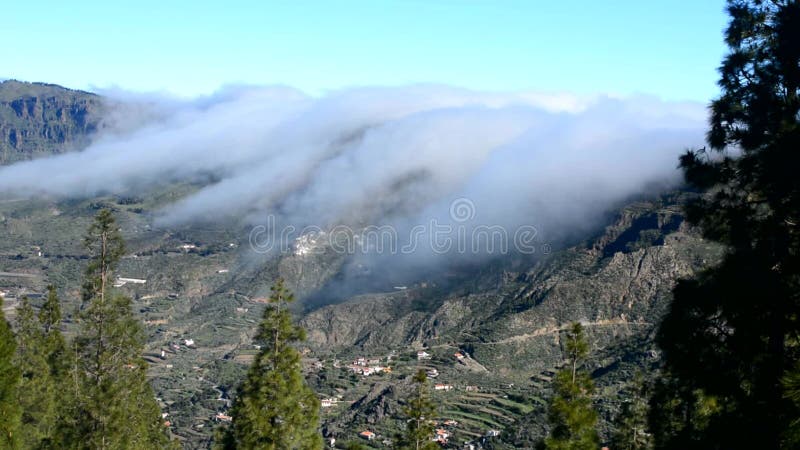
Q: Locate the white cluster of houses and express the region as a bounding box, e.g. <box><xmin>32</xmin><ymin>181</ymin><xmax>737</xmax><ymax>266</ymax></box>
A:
<box><xmin>320</xmin><ymin>397</ymin><xmax>340</xmax><ymax>408</ymax></box>
<box><xmin>293</xmin><ymin>232</ymin><xmax>327</xmax><ymax>256</ymax></box>
<box><xmin>347</xmin><ymin>357</ymin><xmax>392</xmax><ymax>376</ymax></box>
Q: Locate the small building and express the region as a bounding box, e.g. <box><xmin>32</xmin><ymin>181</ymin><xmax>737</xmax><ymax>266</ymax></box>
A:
<box><xmin>321</xmin><ymin>398</ymin><xmax>335</xmax><ymax>408</ymax></box>
<box><xmin>454</xmin><ymin>352</ymin><xmax>466</xmax><ymax>360</ymax></box>
<box><xmin>434</xmin><ymin>384</ymin><xmax>453</xmax><ymax>391</ymax></box>
<box><xmin>443</xmin><ymin>420</ymin><xmax>459</xmax><ymax>426</ymax></box>
<box><xmin>426</xmin><ymin>368</ymin><xmax>439</xmax><ymax>378</ymax></box>
<box><xmin>184</xmin><ymin>339</ymin><xmax>195</xmax><ymax>347</ymax></box>
<box><xmin>417</xmin><ymin>351</ymin><xmax>431</xmax><ymax>360</ymax></box>
<box><xmin>486</xmin><ymin>429</ymin><xmax>500</xmax><ymax>437</ymax></box>
<box><xmin>215</xmin><ymin>412</ymin><xmax>232</xmax><ymax>422</ymax></box>
<box><xmin>359</xmin><ymin>431</ymin><xmax>376</xmax><ymax>441</ymax></box>
<box><xmin>433</xmin><ymin>428</ymin><xmax>449</xmax><ymax>444</ymax></box>
<box><xmin>117</xmin><ymin>277</ymin><xmax>147</xmax><ymax>284</ymax></box>
<box><xmin>465</xmin><ymin>385</ymin><xmax>479</xmax><ymax>392</ymax></box>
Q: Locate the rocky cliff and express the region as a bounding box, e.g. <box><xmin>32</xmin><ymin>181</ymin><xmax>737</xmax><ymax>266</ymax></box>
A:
<box><xmin>0</xmin><ymin>80</ymin><xmax>103</xmax><ymax>163</ymax></box>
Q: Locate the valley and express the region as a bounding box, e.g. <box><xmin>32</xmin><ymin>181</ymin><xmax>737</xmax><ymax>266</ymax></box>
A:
<box><xmin>0</xmin><ymin>80</ymin><xmax>722</xmax><ymax>449</ymax></box>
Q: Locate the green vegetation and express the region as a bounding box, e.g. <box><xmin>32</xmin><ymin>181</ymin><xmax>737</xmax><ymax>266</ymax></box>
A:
<box><xmin>61</xmin><ymin>210</ymin><xmax>172</xmax><ymax>448</ymax></box>
<box><xmin>611</xmin><ymin>373</ymin><xmax>652</xmax><ymax>450</ymax></box>
<box><xmin>0</xmin><ymin>296</ymin><xmax>21</xmax><ymax>448</ymax></box>
<box><xmin>14</xmin><ymin>292</ymin><xmax>63</xmax><ymax>449</ymax></box>
<box><xmin>397</xmin><ymin>369</ymin><xmax>439</xmax><ymax>450</ymax></box>
<box><xmin>652</xmin><ymin>1</ymin><xmax>800</xmax><ymax>448</ymax></box>
<box><xmin>219</xmin><ymin>279</ymin><xmax>322</xmax><ymax>450</ymax></box>
<box><xmin>545</xmin><ymin>323</ymin><xmax>599</xmax><ymax>450</ymax></box>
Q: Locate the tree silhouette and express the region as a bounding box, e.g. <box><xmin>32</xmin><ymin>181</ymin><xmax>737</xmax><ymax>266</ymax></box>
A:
<box><xmin>652</xmin><ymin>1</ymin><xmax>800</xmax><ymax>448</ymax></box>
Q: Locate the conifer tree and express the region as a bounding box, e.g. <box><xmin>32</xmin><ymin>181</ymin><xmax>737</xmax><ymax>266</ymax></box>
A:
<box><xmin>612</xmin><ymin>373</ymin><xmax>652</xmax><ymax>450</ymax></box>
<box><xmin>39</xmin><ymin>285</ymin><xmax>67</xmax><ymax>378</ymax></box>
<box><xmin>14</xmin><ymin>297</ymin><xmax>59</xmax><ymax>449</ymax></box>
<box><xmin>545</xmin><ymin>323</ymin><xmax>599</xmax><ymax>450</ymax></box>
<box><xmin>62</xmin><ymin>209</ymin><xmax>170</xmax><ymax>449</ymax></box>
<box><xmin>398</xmin><ymin>369</ymin><xmax>438</xmax><ymax>450</ymax></box>
<box><xmin>220</xmin><ymin>279</ymin><xmax>322</xmax><ymax>450</ymax></box>
<box><xmin>652</xmin><ymin>1</ymin><xmax>800</xmax><ymax>448</ymax></box>
<box><xmin>0</xmin><ymin>296</ymin><xmax>21</xmax><ymax>449</ymax></box>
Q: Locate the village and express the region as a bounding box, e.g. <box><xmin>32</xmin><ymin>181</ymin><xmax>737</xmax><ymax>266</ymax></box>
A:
<box><xmin>306</xmin><ymin>347</ymin><xmax>515</xmax><ymax>449</ymax></box>
<box><xmin>0</xmin><ymin>225</ymin><xmax>539</xmax><ymax>449</ymax></box>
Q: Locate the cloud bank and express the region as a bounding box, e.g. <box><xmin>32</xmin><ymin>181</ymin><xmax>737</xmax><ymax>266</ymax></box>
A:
<box><xmin>0</xmin><ymin>85</ymin><xmax>706</xmax><ymax>256</ymax></box>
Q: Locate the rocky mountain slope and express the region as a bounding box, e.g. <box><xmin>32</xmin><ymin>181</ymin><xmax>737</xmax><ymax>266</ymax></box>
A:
<box><xmin>0</xmin><ymin>81</ymin><xmax>723</xmax><ymax>448</ymax></box>
<box><xmin>0</xmin><ymin>80</ymin><xmax>103</xmax><ymax>163</ymax></box>
<box><xmin>301</xmin><ymin>197</ymin><xmax>722</xmax><ymax>447</ymax></box>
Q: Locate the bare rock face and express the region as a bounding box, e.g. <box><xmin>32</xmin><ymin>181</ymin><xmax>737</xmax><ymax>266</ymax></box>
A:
<box><xmin>0</xmin><ymin>80</ymin><xmax>104</xmax><ymax>163</ymax></box>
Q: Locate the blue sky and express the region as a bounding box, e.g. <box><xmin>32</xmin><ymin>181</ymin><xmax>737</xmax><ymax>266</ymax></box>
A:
<box><xmin>1</xmin><ymin>1</ymin><xmax>728</xmax><ymax>101</ymax></box>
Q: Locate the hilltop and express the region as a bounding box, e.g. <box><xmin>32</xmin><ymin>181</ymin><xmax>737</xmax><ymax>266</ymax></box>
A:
<box><xmin>0</xmin><ymin>80</ymin><xmax>103</xmax><ymax>163</ymax></box>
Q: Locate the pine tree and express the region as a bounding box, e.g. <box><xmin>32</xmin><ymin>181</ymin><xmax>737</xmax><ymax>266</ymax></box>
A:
<box><xmin>544</xmin><ymin>323</ymin><xmax>599</xmax><ymax>450</ymax></box>
<box><xmin>62</xmin><ymin>209</ymin><xmax>171</xmax><ymax>449</ymax></box>
<box><xmin>39</xmin><ymin>286</ymin><xmax>67</xmax><ymax>378</ymax></box>
<box><xmin>397</xmin><ymin>369</ymin><xmax>438</xmax><ymax>450</ymax></box>
<box><xmin>0</xmin><ymin>296</ymin><xmax>21</xmax><ymax>449</ymax></box>
<box><xmin>220</xmin><ymin>279</ymin><xmax>322</xmax><ymax>450</ymax></box>
<box><xmin>612</xmin><ymin>373</ymin><xmax>652</xmax><ymax>450</ymax></box>
<box><xmin>14</xmin><ymin>296</ymin><xmax>59</xmax><ymax>449</ymax></box>
<box><xmin>652</xmin><ymin>1</ymin><xmax>800</xmax><ymax>448</ymax></box>
<box><xmin>565</xmin><ymin>322</ymin><xmax>589</xmax><ymax>385</ymax></box>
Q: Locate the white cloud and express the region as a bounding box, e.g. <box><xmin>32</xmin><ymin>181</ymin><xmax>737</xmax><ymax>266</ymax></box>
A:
<box><xmin>0</xmin><ymin>85</ymin><xmax>706</xmax><ymax>253</ymax></box>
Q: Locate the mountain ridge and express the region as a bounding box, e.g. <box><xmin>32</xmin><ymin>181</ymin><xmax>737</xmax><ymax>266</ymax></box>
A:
<box><xmin>0</xmin><ymin>80</ymin><xmax>721</xmax><ymax>448</ymax></box>
<box><xmin>0</xmin><ymin>79</ymin><xmax>103</xmax><ymax>163</ymax></box>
